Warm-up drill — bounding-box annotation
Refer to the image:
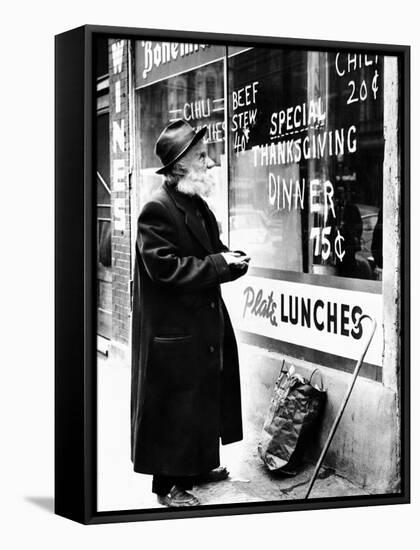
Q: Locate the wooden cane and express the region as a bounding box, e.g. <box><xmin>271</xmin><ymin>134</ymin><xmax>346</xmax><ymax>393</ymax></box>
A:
<box><xmin>304</xmin><ymin>315</ymin><xmax>377</xmax><ymax>499</ymax></box>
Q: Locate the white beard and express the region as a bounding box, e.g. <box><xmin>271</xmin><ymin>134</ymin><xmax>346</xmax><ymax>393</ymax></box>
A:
<box><xmin>176</xmin><ymin>168</ymin><xmax>215</xmax><ymax>198</ymax></box>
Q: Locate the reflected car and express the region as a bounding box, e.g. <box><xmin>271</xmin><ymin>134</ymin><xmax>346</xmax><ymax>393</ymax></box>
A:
<box><xmin>229</xmin><ymin>208</ymin><xmax>287</xmax><ymax>268</ymax></box>
<box><xmin>229</xmin><ymin>209</ymin><xmax>269</xmax><ymax>246</ymax></box>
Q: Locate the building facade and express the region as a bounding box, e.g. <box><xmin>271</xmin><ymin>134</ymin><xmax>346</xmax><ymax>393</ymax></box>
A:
<box><xmin>96</xmin><ymin>38</ymin><xmax>401</xmax><ymax>493</ymax></box>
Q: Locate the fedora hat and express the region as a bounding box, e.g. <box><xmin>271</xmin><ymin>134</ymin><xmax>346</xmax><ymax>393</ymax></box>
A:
<box><xmin>155</xmin><ymin>119</ymin><xmax>207</xmax><ymax>175</ymax></box>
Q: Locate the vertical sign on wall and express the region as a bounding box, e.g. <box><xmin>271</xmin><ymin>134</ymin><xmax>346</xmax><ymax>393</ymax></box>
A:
<box><xmin>109</xmin><ymin>39</ymin><xmax>132</xmax><ymax>358</ymax></box>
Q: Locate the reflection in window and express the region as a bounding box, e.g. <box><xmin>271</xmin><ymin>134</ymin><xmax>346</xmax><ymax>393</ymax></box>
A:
<box><xmin>227</xmin><ymin>48</ymin><xmax>384</xmax><ymax>281</ymax></box>
<box><xmin>136</xmin><ymin>55</ymin><xmax>227</xmax><ymax>238</ymax></box>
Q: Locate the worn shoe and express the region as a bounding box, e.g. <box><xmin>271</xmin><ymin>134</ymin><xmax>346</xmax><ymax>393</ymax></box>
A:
<box><xmin>157</xmin><ymin>485</ymin><xmax>200</xmax><ymax>507</ymax></box>
<box><xmin>194</xmin><ymin>466</ymin><xmax>230</xmax><ymax>484</ymax></box>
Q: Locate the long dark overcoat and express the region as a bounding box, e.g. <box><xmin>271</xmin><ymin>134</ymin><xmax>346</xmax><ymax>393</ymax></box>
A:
<box><xmin>131</xmin><ymin>181</ymin><xmax>244</xmax><ymax>476</ymax></box>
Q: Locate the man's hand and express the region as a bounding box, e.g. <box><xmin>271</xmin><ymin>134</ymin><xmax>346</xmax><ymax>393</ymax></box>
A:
<box><xmin>221</xmin><ymin>252</ymin><xmax>250</xmax><ymax>267</ymax></box>
<box><xmin>221</xmin><ymin>251</ymin><xmax>250</xmax><ymax>282</ymax></box>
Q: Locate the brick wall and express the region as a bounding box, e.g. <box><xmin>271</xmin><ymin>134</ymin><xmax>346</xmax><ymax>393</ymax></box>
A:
<box><xmin>108</xmin><ymin>39</ymin><xmax>131</xmax><ymax>358</ymax></box>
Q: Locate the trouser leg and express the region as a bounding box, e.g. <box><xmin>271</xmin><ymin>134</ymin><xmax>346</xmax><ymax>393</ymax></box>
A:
<box><xmin>152</xmin><ymin>474</ymin><xmax>194</xmax><ymax>496</ymax></box>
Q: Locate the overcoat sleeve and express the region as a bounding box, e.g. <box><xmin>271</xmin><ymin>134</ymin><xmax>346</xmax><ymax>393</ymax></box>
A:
<box><xmin>138</xmin><ymin>200</ymin><xmax>232</xmax><ymax>290</ymax></box>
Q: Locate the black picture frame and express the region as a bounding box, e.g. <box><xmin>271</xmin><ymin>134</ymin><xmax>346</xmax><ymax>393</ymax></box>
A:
<box><xmin>55</xmin><ymin>24</ymin><xmax>410</xmax><ymax>525</ymax></box>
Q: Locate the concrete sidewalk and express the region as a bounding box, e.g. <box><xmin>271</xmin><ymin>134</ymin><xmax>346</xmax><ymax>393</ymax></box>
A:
<box><xmin>97</xmin><ymin>352</ymin><xmax>368</xmax><ymax>511</ymax></box>
<box><xmin>193</xmin><ymin>429</ymin><xmax>368</xmax><ymax>506</ymax></box>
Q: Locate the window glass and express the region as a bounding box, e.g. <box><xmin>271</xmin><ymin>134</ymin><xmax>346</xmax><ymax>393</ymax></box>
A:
<box><xmin>136</xmin><ymin>54</ymin><xmax>228</xmax><ymax>239</ymax></box>
<box><xmin>227</xmin><ymin>47</ymin><xmax>384</xmax><ymax>282</ymax></box>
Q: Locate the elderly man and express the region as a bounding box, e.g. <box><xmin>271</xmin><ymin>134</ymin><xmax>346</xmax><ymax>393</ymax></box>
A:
<box><xmin>130</xmin><ymin>119</ymin><xmax>250</xmax><ymax>507</ymax></box>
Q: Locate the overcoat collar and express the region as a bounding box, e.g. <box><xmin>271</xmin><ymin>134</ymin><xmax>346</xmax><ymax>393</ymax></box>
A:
<box><xmin>163</xmin><ymin>181</ymin><xmax>213</xmax><ymax>253</ymax></box>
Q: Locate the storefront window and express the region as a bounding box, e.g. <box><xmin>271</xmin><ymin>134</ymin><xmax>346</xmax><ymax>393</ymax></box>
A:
<box><xmin>227</xmin><ymin>47</ymin><xmax>384</xmax><ymax>283</ymax></box>
<box><xmin>135</xmin><ymin>43</ymin><xmax>228</xmax><ymax>238</ymax></box>
<box><xmin>129</xmin><ymin>40</ymin><xmax>392</xmax><ymax>375</ymax></box>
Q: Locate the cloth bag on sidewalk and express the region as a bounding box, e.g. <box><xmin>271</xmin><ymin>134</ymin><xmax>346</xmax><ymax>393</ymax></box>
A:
<box><xmin>258</xmin><ymin>361</ymin><xmax>327</xmax><ymax>474</ymax></box>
